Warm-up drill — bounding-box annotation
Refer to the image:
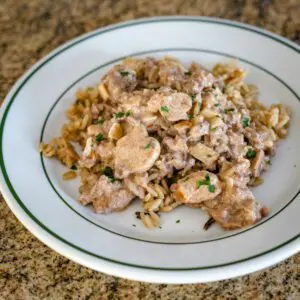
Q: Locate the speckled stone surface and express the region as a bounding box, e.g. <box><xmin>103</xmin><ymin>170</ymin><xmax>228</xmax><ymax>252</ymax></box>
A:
<box><xmin>1</xmin><ymin>0</ymin><xmax>300</xmax><ymax>299</ymax></box>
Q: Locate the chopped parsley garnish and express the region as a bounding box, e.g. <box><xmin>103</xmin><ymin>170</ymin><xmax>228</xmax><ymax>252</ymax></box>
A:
<box><xmin>103</xmin><ymin>166</ymin><xmax>113</xmax><ymax>178</ymax></box>
<box><xmin>95</xmin><ymin>134</ymin><xmax>104</xmax><ymax>143</ymax></box>
<box><xmin>114</xmin><ymin>112</ymin><xmax>125</xmax><ymax>118</ymax></box>
<box><xmin>197</xmin><ymin>174</ymin><xmax>215</xmax><ymax>193</ymax></box>
<box><xmin>246</xmin><ymin>149</ymin><xmax>256</xmax><ymax>159</ymax></box>
<box><xmin>120</xmin><ymin>71</ymin><xmax>129</xmax><ymax>76</ymax></box>
<box><xmin>214</xmin><ymin>103</ymin><xmax>220</xmax><ymax>107</ymax></box>
<box><xmin>208</xmin><ymin>185</ymin><xmax>216</xmax><ymax>193</ymax></box>
<box><xmin>114</xmin><ymin>111</ymin><xmax>132</xmax><ymax>118</ymax></box>
<box><xmin>166</xmin><ymin>177</ymin><xmax>177</xmax><ymax>186</ymax></box>
<box><xmin>187</xmin><ymin>114</ymin><xmax>193</xmax><ymax>120</ymax></box>
<box><xmin>266</xmin><ymin>159</ymin><xmax>271</xmax><ymax>165</ymax></box>
<box><xmin>144</xmin><ymin>143</ymin><xmax>151</xmax><ymax>149</ymax></box>
<box><xmin>210</xmin><ymin>127</ymin><xmax>217</xmax><ymax>132</ymax></box>
<box><xmin>185</xmin><ymin>71</ymin><xmax>192</xmax><ymax>76</ymax></box>
<box><xmin>71</xmin><ymin>165</ymin><xmax>77</xmax><ymax>170</ymax></box>
<box><xmin>176</xmin><ymin>219</ymin><xmax>180</xmax><ymax>224</ymax></box>
<box><xmin>242</xmin><ymin>117</ymin><xmax>250</xmax><ymax>128</ymax></box>
<box><xmin>190</xmin><ymin>94</ymin><xmax>197</xmax><ymax>101</ymax></box>
<box><xmin>93</xmin><ymin>118</ymin><xmax>104</xmax><ymax>125</ymax></box>
<box><xmin>102</xmin><ymin>166</ymin><xmax>119</xmax><ymax>183</ymax></box>
<box><xmin>160</xmin><ymin>106</ymin><xmax>169</xmax><ymax>113</ymax></box>
<box><xmin>197</xmin><ymin>174</ymin><xmax>210</xmax><ymax>188</ymax></box>
<box><xmin>224</xmin><ymin>108</ymin><xmax>235</xmax><ymax>113</ymax></box>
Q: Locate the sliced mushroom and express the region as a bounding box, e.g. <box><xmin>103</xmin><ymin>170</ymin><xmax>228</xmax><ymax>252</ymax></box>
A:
<box><xmin>189</xmin><ymin>142</ymin><xmax>219</xmax><ymax>168</ymax></box>
<box><xmin>173</xmin><ymin>171</ymin><xmax>222</xmax><ymax>204</ymax></box>
<box><xmin>160</xmin><ymin>92</ymin><xmax>192</xmax><ymax>122</ymax></box>
<box><xmin>79</xmin><ymin>137</ymin><xmax>97</xmax><ymax>168</ymax></box>
<box><xmin>140</xmin><ymin>112</ymin><xmax>158</xmax><ymax>127</ymax></box>
<box><xmin>188</xmin><ymin>121</ymin><xmax>210</xmax><ymax>142</ymax></box>
<box><xmin>114</xmin><ymin>125</ymin><xmax>161</xmax><ymax>178</ymax></box>
<box><xmin>174</xmin><ymin>120</ymin><xmax>193</xmax><ymax>135</ymax></box>
<box><xmin>163</xmin><ymin>136</ymin><xmax>188</xmax><ymax>153</ymax></box>
<box><xmin>108</xmin><ymin>123</ymin><xmax>123</xmax><ymax>140</ymax></box>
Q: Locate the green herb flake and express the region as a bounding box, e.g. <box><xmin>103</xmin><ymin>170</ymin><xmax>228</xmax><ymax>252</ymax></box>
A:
<box><xmin>160</xmin><ymin>106</ymin><xmax>169</xmax><ymax>113</ymax></box>
<box><xmin>208</xmin><ymin>184</ymin><xmax>216</xmax><ymax>193</ymax></box>
<box><xmin>197</xmin><ymin>174</ymin><xmax>215</xmax><ymax>192</ymax></box>
<box><xmin>185</xmin><ymin>71</ymin><xmax>192</xmax><ymax>76</ymax></box>
<box><xmin>103</xmin><ymin>166</ymin><xmax>113</xmax><ymax>178</ymax></box>
<box><xmin>266</xmin><ymin>159</ymin><xmax>272</xmax><ymax>166</ymax></box>
<box><xmin>144</xmin><ymin>143</ymin><xmax>151</xmax><ymax>149</ymax></box>
<box><xmin>176</xmin><ymin>219</ymin><xmax>180</xmax><ymax>224</ymax></box>
<box><xmin>95</xmin><ymin>134</ymin><xmax>104</xmax><ymax>143</ymax></box>
<box><xmin>246</xmin><ymin>149</ymin><xmax>257</xmax><ymax>159</ymax></box>
<box><xmin>210</xmin><ymin>127</ymin><xmax>217</xmax><ymax>132</ymax></box>
<box><xmin>71</xmin><ymin>165</ymin><xmax>77</xmax><ymax>170</ymax></box>
<box><xmin>187</xmin><ymin>114</ymin><xmax>193</xmax><ymax>120</ymax></box>
<box><xmin>242</xmin><ymin>117</ymin><xmax>250</xmax><ymax>128</ymax></box>
<box><xmin>114</xmin><ymin>112</ymin><xmax>125</xmax><ymax>118</ymax></box>
<box><xmin>102</xmin><ymin>166</ymin><xmax>120</xmax><ymax>183</ymax></box>
<box><xmin>197</xmin><ymin>180</ymin><xmax>203</xmax><ymax>189</ymax></box>
<box><xmin>190</xmin><ymin>94</ymin><xmax>197</xmax><ymax>101</ymax></box>
<box><xmin>93</xmin><ymin>118</ymin><xmax>105</xmax><ymax>125</ymax></box>
<box><xmin>214</xmin><ymin>103</ymin><xmax>220</xmax><ymax>107</ymax></box>
<box><xmin>126</xmin><ymin>110</ymin><xmax>132</xmax><ymax>117</ymax></box>
<box><xmin>120</xmin><ymin>71</ymin><xmax>129</xmax><ymax>76</ymax></box>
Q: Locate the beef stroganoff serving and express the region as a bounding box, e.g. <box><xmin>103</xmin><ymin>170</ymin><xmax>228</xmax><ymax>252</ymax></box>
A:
<box><xmin>40</xmin><ymin>57</ymin><xmax>290</xmax><ymax>230</ymax></box>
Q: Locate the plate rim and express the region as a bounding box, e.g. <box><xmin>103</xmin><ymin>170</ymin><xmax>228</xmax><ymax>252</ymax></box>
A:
<box><xmin>1</xmin><ymin>16</ymin><xmax>300</xmax><ymax>283</ymax></box>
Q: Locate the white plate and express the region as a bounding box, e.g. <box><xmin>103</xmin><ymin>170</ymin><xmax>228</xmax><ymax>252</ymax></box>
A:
<box><xmin>1</xmin><ymin>16</ymin><xmax>300</xmax><ymax>283</ymax></box>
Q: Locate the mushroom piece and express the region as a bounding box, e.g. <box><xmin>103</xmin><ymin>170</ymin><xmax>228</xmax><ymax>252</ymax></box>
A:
<box><xmin>147</xmin><ymin>91</ymin><xmax>192</xmax><ymax>122</ymax></box>
<box><xmin>79</xmin><ymin>137</ymin><xmax>97</xmax><ymax>168</ymax></box>
<box><xmin>160</xmin><ymin>92</ymin><xmax>193</xmax><ymax>122</ymax></box>
<box><xmin>108</xmin><ymin>123</ymin><xmax>123</xmax><ymax>140</ymax></box>
<box><xmin>113</xmin><ymin>125</ymin><xmax>161</xmax><ymax>178</ymax></box>
<box><xmin>189</xmin><ymin>142</ymin><xmax>219</xmax><ymax>168</ymax></box>
<box><xmin>173</xmin><ymin>171</ymin><xmax>222</xmax><ymax>204</ymax></box>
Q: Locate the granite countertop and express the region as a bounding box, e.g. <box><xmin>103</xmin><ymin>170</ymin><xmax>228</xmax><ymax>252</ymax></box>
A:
<box><xmin>1</xmin><ymin>1</ymin><xmax>300</xmax><ymax>299</ymax></box>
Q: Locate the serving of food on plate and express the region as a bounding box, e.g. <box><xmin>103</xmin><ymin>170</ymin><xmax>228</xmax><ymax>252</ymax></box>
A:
<box><xmin>1</xmin><ymin>17</ymin><xmax>299</xmax><ymax>283</ymax></box>
<box><xmin>41</xmin><ymin>57</ymin><xmax>290</xmax><ymax>230</ymax></box>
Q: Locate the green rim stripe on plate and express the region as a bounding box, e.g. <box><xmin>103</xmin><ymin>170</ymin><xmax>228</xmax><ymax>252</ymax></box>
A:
<box><xmin>1</xmin><ymin>17</ymin><xmax>300</xmax><ymax>271</ymax></box>
<box><xmin>40</xmin><ymin>47</ymin><xmax>300</xmax><ymax>245</ymax></box>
